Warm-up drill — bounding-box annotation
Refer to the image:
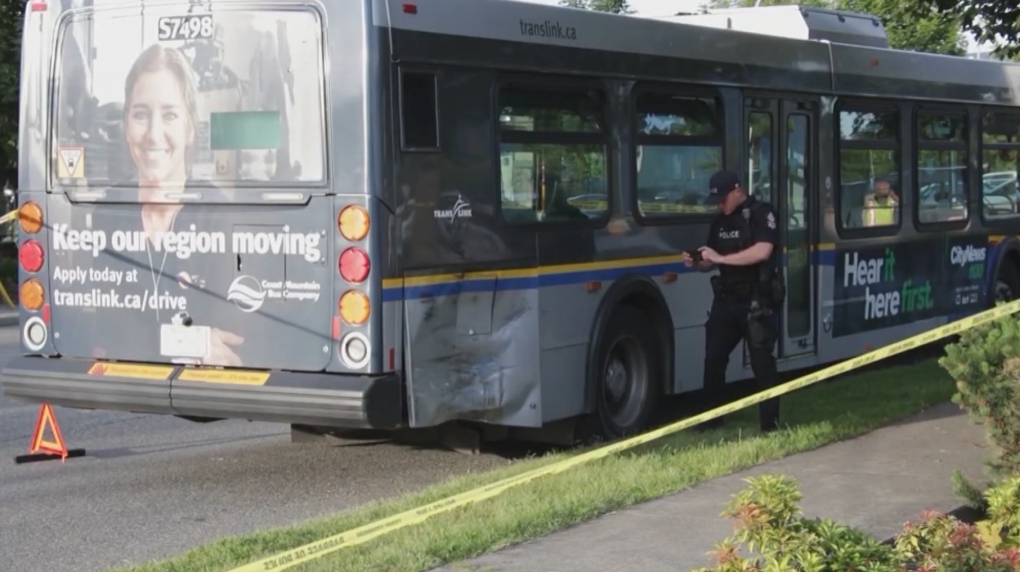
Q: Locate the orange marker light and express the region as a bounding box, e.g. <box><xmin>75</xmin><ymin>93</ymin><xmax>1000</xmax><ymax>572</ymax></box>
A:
<box><xmin>338</xmin><ymin>205</ymin><xmax>370</xmax><ymax>241</ymax></box>
<box><xmin>20</xmin><ymin>279</ymin><xmax>44</xmax><ymax>311</ymax></box>
<box><xmin>18</xmin><ymin>202</ymin><xmax>43</xmax><ymax>234</ymax></box>
<box><xmin>339</xmin><ymin>290</ymin><xmax>370</xmax><ymax>325</ymax></box>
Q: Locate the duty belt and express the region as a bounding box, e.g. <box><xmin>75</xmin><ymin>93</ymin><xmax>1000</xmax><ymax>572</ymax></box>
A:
<box><xmin>712</xmin><ymin>277</ymin><xmax>755</xmax><ymax>299</ymax></box>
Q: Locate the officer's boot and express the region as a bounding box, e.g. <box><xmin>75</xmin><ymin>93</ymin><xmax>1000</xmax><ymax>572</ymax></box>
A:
<box><xmin>759</xmin><ymin>397</ymin><xmax>780</xmax><ymax>433</ymax></box>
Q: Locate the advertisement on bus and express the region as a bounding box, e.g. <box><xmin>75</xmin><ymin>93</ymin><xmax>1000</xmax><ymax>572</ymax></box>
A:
<box><xmin>831</xmin><ymin>236</ymin><xmax>987</xmax><ymax>337</ymax></box>
<box><xmin>41</xmin><ymin>0</ymin><xmax>334</xmax><ymax>370</ymax></box>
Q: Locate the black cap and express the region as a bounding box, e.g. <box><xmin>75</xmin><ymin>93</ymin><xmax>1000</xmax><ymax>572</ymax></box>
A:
<box><xmin>706</xmin><ymin>170</ymin><xmax>741</xmax><ymax>204</ymax></box>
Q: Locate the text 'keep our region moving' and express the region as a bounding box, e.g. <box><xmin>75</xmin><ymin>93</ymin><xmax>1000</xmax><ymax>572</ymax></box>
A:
<box><xmin>50</xmin><ymin>224</ymin><xmax>324</xmax><ymax>263</ymax></box>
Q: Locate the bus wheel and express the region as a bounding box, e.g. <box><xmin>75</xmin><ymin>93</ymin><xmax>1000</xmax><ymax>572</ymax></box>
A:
<box><xmin>995</xmin><ymin>262</ymin><xmax>1020</xmax><ymax>303</ymax></box>
<box><xmin>592</xmin><ymin>305</ymin><xmax>662</xmax><ymax>441</ymax></box>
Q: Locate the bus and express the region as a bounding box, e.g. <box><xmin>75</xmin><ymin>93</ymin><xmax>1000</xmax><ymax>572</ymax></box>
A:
<box><xmin>4</xmin><ymin>0</ymin><xmax>1020</xmax><ymax>451</ymax></box>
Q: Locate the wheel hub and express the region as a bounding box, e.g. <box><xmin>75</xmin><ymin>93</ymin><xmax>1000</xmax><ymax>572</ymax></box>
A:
<box><xmin>605</xmin><ymin>356</ymin><xmax>628</xmax><ymax>402</ymax></box>
<box><xmin>996</xmin><ymin>279</ymin><xmax>1013</xmax><ymax>302</ymax></box>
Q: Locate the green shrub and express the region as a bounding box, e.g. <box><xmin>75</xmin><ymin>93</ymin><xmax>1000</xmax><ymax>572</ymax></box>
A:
<box><xmin>0</xmin><ymin>255</ymin><xmax>15</xmax><ymax>283</ymax></box>
<box><xmin>692</xmin><ymin>474</ymin><xmax>1020</xmax><ymax>572</ymax></box>
<box><xmin>939</xmin><ymin>311</ymin><xmax>1020</xmax><ymax>506</ymax></box>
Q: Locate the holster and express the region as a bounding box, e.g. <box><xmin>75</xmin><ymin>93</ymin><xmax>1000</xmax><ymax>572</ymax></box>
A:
<box><xmin>766</xmin><ymin>274</ymin><xmax>786</xmax><ymax>307</ymax></box>
<box><xmin>748</xmin><ymin>274</ymin><xmax>784</xmax><ymax>322</ymax></box>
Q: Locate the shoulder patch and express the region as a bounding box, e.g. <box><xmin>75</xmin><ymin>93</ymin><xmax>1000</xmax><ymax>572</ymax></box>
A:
<box><xmin>766</xmin><ymin>211</ymin><xmax>776</xmax><ymax>229</ymax></box>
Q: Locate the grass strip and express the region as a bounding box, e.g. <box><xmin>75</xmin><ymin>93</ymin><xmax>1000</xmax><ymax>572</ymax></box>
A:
<box><xmin>113</xmin><ymin>356</ymin><xmax>956</xmax><ymax>572</ymax></box>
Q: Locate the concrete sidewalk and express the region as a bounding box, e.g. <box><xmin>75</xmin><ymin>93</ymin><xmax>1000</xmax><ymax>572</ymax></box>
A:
<box><xmin>432</xmin><ymin>401</ymin><xmax>991</xmax><ymax>572</ymax></box>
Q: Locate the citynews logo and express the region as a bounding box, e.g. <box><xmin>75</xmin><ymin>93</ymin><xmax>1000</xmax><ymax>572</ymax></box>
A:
<box><xmin>950</xmin><ymin>245</ymin><xmax>986</xmax><ymax>268</ymax></box>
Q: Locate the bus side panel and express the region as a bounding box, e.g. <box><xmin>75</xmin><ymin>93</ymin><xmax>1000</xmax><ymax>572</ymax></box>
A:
<box><xmin>392</xmin><ymin>62</ymin><xmax>543</xmax><ymax>429</ymax></box>
<box><xmin>403</xmin><ymin>285</ymin><xmax>541</xmax><ymax>428</ymax></box>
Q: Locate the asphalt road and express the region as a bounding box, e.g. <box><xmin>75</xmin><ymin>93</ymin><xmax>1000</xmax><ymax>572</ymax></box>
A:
<box><xmin>0</xmin><ymin>327</ymin><xmax>513</xmax><ymax>572</ymax></box>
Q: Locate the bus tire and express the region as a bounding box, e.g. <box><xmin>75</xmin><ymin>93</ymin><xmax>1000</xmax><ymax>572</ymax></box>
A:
<box><xmin>590</xmin><ymin>304</ymin><xmax>662</xmax><ymax>441</ymax></box>
<box><xmin>994</xmin><ymin>257</ymin><xmax>1020</xmax><ymax>303</ymax></box>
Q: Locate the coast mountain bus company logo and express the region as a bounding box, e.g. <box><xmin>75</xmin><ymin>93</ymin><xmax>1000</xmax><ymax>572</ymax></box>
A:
<box><xmin>226</xmin><ymin>275</ymin><xmax>323</xmax><ymax>313</ymax></box>
<box><xmin>227</xmin><ymin>275</ymin><xmax>266</xmax><ymax>313</ymax></box>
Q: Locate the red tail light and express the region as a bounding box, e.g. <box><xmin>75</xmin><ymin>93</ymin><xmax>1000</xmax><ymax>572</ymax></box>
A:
<box><xmin>339</xmin><ymin>247</ymin><xmax>370</xmax><ymax>283</ymax></box>
<box><xmin>19</xmin><ymin>240</ymin><xmax>44</xmax><ymax>273</ymax></box>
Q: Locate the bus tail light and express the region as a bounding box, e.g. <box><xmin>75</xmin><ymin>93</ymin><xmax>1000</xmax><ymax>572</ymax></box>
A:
<box><xmin>18</xmin><ymin>201</ymin><xmax>43</xmax><ymax>234</ymax></box>
<box><xmin>18</xmin><ymin>240</ymin><xmax>44</xmax><ymax>273</ymax></box>
<box><xmin>20</xmin><ymin>279</ymin><xmax>44</xmax><ymax>311</ymax></box>
<box><xmin>338</xmin><ymin>290</ymin><xmax>370</xmax><ymax>325</ymax></box>
<box><xmin>338</xmin><ymin>205</ymin><xmax>370</xmax><ymax>241</ymax></box>
<box><xmin>339</xmin><ymin>247</ymin><xmax>370</xmax><ymax>283</ymax></box>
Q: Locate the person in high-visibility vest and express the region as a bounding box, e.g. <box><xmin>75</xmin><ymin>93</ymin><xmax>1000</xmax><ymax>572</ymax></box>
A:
<box><xmin>863</xmin><ymin>179</ymin><xmax>899</xmax><ymax>226</ymax></box>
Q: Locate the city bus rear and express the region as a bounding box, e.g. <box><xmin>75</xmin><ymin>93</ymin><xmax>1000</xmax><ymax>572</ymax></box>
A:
<box><xmin>1</xmin><ymin>0</ymin><xmax>402</xmax><ymax>430</ymax></box>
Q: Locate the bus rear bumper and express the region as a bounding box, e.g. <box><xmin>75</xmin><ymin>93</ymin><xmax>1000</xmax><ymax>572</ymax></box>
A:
<box><xmin>0</xmin><ymin>356</ymin><xmax>404</xmax><ymax>430</ymax></box>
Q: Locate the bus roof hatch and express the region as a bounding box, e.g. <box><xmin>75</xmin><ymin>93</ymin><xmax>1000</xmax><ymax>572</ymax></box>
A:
<box><xmin>651</xmin><ymin>4</ymin><xmax>890</xmax><ymax>49</ymax></box>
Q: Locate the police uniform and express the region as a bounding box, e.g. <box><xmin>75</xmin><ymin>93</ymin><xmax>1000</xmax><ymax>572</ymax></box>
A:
<box><xmin>700</xmin><ymin>170</ymin><xmax>783</xmax><ymax>433</ymax></box>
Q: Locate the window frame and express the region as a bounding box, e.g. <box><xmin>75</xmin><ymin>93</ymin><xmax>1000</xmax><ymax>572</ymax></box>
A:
<box><xmin>47</xmin><ymin>6</ymin><xmax>331</xmax><ymax>192</ymax></box>
<box><xmin>492</xmin><ymin>75</ymin><xmax>612</xmax><ymax>229</ymax></box>
<box><xmin>745</xmin><ymin>105</ymin><xmax>776</xmax><ymax>205</ymax></box>
<box><xmin>784</xmin><ymin>110</ymin><xmax>812</xmax><ymax>235</ymax></box>
<box><xmin>912</xmin><ymin>104</ymin><xmax>970</xmax><ymax>232</ymax></box>
<box><xmin>398</xmin><ymin>67</ymin><xmax>441</xmax><ymax>153</ymax></box>
<box><xmin>978</xmin><ymin>106</ymin><xmax>1020</xmax><ymax>226</ymax></box>
<box><xmin>834</xmin><ymin>98</ymin><xmax>904</xmax><ymax>239</ymax></box>
<box><xmin>629</xmin><ymin>82</ymin><xmax>726</xmax><ymax>225</ymax></box>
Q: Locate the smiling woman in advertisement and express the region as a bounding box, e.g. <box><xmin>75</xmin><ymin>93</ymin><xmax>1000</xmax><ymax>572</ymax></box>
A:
<box><xmin>118</xmin><ymin>42</ymin><xmax>247</xmax><ymax>367</ymax></box>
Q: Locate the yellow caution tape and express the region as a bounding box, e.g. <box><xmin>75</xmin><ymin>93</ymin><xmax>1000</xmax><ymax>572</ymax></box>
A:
<box><xmin>0</xmin><ymin>208</ymin><xmax>17</xmax><ymax>225</ymax></box>
<box><xmin>225</xmin><ymin>297</ymin><xmax>1020</xmax><ymax>572</ymax></box>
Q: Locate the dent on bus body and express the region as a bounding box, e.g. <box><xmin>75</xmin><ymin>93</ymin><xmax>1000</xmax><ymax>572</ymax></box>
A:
<box><xmin>404</xmin><ymin>281</ymin><xmax>541</xmax><ymax>428</ymax></box>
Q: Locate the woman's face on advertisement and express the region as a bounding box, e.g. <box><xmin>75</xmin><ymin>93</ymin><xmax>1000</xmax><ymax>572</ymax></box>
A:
<box><xmin>125</xmin><ymin>69</ymin><xmax>192</xmax><ymax>183</ymax></box>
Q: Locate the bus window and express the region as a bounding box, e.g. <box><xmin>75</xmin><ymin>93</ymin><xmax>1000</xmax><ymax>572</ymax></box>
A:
<box><xmin>497</xmin><ymin>86</ymin><xmax>608</xmax><ymax>224</ymax></box>
<box><xmin>837</xmin><ymin>106</ymin><xmax>901</xmax><ymax>230</ymax></box>
<box><xmin>52</xmin><ymin>8</ymin><xmax>326</xmax><ymax>189</ymax></box>
<box><xmin>916</xmin><ymin>112</ymin><xmax>968</xmax><ymax>225</ymax></box>
<box><xmin>400</xmin><ymin>71</ymin><xmax>440</xmax><ymax>151</ymax></box>
<box><xmin>748</xmin><ymin>112</ymin><xmax>773</xmax><ymax>203</ymax></box>
<box><xmin>981</xmin><ymin>111</ymin><xmax>1020</xmax><ymax>220</ymax></box>
<box><xmin>633</xmin><ymin>92</ymin><xmax>722</xmax><ymax>217</ymax></box>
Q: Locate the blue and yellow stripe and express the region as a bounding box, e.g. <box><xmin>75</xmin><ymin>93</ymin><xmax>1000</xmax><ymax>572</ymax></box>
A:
<box><xmin>381</xmin><ymin>243</ymin><xmax>839</xmax><ymax>301</ymax></box>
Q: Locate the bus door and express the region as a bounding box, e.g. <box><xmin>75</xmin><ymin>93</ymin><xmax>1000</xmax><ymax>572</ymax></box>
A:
<box><xmin>744</xmin><ymin>96</ymin><xmax>818</xmax><ymax>359</ymax></box>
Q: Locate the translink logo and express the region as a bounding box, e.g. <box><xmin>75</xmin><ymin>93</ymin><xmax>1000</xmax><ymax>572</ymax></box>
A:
<box><xmin>844</xmin><ymin>248</ymin><xmax>932</xmax><ymax>321</ymax></box>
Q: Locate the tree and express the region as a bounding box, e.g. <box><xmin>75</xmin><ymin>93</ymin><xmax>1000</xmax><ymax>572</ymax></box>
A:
<box><xmin>559</xmin><ymin>0</ymin><xmax>634</xmax><ymax>14</ymax></box>
<box><xmin>908</xmin><ymin>0</ymin><xmax>1020</xmax><ymax>60</ymax></box>
<box><xmin>0</xmin><ymin>0</ymin><xmax>23</xmax><ymax>180</ymax></box>
<box><xmin>701</xmin><ymin>0</ymin><xmax>966</xmax><ymax>56</ymax></box>
<box><xmin>843</xmin><ymin>0</ymin><xmax>967</xmax><ymax>55</ymax></box>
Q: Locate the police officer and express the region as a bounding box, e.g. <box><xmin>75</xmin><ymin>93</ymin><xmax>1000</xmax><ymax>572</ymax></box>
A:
<box><xmin>681</xmin><ymin>169</ymin><xmax>783</xmax><ymax>433</ymax></box>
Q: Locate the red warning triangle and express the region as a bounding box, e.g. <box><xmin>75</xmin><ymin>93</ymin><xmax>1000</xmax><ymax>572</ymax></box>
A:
<box><xmin>29</xmin><ymin>403</ymin><xmax>69</xmax><ymax>460</ymax></box>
